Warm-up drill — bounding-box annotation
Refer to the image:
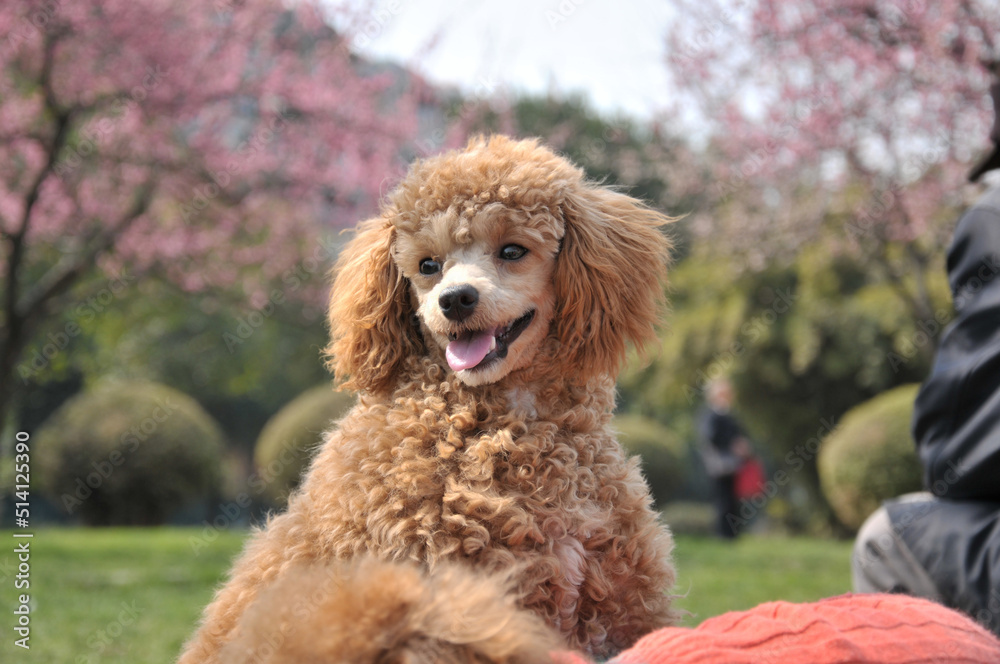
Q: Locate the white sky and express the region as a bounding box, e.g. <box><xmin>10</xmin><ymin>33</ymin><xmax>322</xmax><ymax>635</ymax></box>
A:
<box><xmin>335</xmin><ymin>0</ymin><xmax>678</xmax><ymax>121</ymax></box>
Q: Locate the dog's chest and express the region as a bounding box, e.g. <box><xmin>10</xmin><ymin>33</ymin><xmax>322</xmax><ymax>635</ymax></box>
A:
<box><xmin>505</xmin><ymin>387</ymin><xmax>538</xmax><ymax>418</ymax></box>
<box><xmin>337</xmin><ymin>377</ymin><xmax>620</xmax><ymax>559</ymax></box>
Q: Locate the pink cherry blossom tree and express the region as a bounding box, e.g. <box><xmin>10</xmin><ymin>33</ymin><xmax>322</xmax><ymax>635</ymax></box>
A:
<box><xmin>664</xmin><ymin>0</ymin><xmax>999</xmax><ymax>322</ymax></box>
<box><xmin>0</xmin><ymin>0</ymin><xmax>422</xmax><ymax>437</ymax></box>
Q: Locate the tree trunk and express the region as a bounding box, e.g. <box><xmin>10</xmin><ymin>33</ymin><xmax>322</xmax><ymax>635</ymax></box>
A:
<box><xmin>0</xmin><ymin>314</ymin><xmax>31</xmax><ymax>444</ymax></box>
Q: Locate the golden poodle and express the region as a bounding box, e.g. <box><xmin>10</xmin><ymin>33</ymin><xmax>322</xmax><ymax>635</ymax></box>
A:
<box><xmin>179</xmin><ymin>136</ymin><xmax>676</xmax><ymax>663</ymax></box>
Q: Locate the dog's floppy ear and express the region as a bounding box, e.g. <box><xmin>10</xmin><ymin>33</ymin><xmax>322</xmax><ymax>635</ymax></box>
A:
<box><xmin>553</xmin><ymin>185</ymin><xmax>671</xmax><ymax>380</ymax></box>
<box><xmin>325</xmin><ymin>218</ymin><xmax>423</xmax><ymax>395</ymax></box>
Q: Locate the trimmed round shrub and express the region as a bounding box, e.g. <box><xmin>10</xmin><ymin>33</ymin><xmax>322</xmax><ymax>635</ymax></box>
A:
<box><xmin>253</xmin><ymin>385</ymin><xmax>356</xmax><ymax>506</ymax></box>
<box><xmin>819</xmin><ymin>384</ymin><xmax>923</xmax><ymax>531</ymax></box>
<box><xmin>659</xmin><ymin>500</ymin><xmax>716</xmax><ymax>536</ymax></box>
<box><xmin>614</xmin><ymin>414</ymin><xmax>685</xmax><ymax>506</ymax></box>
<box><xmin>34</xmin><ymin>381</ymin><xmax>223</xmax><ymax>526</ymax></box>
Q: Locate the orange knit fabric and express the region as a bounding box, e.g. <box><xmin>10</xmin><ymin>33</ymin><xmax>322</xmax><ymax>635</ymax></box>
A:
<box><xmin>553</xmin><ymin>593</ymin><xmax>1000</xmax><ymax>664</ymax></box>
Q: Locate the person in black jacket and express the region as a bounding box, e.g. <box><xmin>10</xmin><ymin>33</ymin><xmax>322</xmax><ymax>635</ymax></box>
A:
<box><xmin>697</xmin><ymin>378</ymin><xmax>752</xmax><ymax>539</ymax></box>
<box><xmin>852</xmin><ymin>125</ymin><xmax>1000</xmax><ymax>634</ymax></box>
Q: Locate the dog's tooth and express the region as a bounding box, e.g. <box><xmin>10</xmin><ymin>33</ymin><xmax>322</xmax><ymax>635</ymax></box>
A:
<box><xmin>489</xmin><ymin>336</ymin><xmax>497</xmax><ymax>351</ymax></box>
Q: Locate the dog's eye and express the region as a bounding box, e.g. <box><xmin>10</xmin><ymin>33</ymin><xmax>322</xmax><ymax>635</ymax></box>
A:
<box><xmin>419</xmin><ymin>258</ymin><xmax>441</xmax><ymax>276</ymax></box>
<box><xmin>499</xmin><ymin>244</ymin><xmax>528</xmax><ymax>261</ymax></box>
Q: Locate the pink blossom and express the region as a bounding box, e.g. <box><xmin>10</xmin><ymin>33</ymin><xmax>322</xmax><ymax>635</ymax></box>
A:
<box><xmin>665</xmin><ymin>0</ymin><xmax>997</xmax><ymax>259</ymax></box>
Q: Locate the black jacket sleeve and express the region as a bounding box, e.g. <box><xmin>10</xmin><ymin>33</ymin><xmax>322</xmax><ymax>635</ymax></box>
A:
<box><xmin>894</xmin><ymin>187</ymin><xmax>1000</xmax><ymax>636</ymax></box>
<box><xmin>911</xmin><ymin>187</ymin><xmax>1000</xmax><ymax>501</ymax></box>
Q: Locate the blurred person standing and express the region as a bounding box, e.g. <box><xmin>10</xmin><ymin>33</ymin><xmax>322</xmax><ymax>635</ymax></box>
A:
<box><xmin>697</xmin><ymin>378</ymin><xmax>753</xmax><ymax>539</ymax></box>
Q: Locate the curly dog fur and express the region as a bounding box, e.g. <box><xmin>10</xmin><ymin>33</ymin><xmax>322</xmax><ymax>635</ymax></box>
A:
<box><xmin>217</xmin><ymin>558</ymin><xmax>562</xmax><ymax>664</ymax></box>
<box><xmin>179</xmin><ymin>136</ymin><xmax>676</xmax><ymax>662</ymax></box>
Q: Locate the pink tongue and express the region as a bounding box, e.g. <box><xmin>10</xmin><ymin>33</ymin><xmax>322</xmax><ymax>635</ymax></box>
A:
<box><xmin>446</xmin><ymin>330</ymin><xmax>495</xmax><ymax>371</ymax></box>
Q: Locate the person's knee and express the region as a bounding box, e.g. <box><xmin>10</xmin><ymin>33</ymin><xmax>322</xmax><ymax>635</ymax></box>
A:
<box><xmin>852</xmin><ymin>506</ymin><xmax>896</xmax><ymax>590</ymax></box>
<box><xmin>854</xmin><ymin>506</ymin><xmax>894</xmax><ymax>563</ymax></box>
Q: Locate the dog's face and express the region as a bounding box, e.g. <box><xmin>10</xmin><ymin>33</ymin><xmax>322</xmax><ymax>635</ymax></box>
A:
<box><xmin>326</xmin><ymin>136</ymin><xmax>671</xmax><ymax>395</ymax></box>
<box><xmin>393</xmin><ymin>205</ymin><xmax>564</xmax><ymax>386</ymax></box>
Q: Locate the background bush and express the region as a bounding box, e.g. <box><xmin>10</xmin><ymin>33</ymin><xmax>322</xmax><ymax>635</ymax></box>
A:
<box><xmin>818</xmin><ymin>384</ymin><xmax>924</xmax><ymax>531</ymax></box>
<box><xmin>253</xmin><ymin>385</ymin><xmax>356</xmax><ymax>506</ymax></box>
<box><xmin>659</xmin><ymin>500</ymin><xmax>716</xmax><ymax>535</ymax></box>
<box><xmin>34</xmin><ymin>381</ymin><xmax>224</xmax><ymax>526</ymax></box>
<box><xmin>613</xmin><ymin>414</ymin><xmax>686</xmax><ymax>506</ymax></box>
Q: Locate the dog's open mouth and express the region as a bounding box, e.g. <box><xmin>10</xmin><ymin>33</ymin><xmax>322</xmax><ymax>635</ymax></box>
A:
<box><xmin>445</xmin><ymin>310</ymin><xmax>535</xmax><ymax>372</ymax></box>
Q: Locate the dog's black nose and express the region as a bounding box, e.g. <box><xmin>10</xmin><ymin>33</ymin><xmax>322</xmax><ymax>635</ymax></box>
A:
<box><xmin>439</xmin><ymin>285</ymin><xmax>479</xmax><ymax>322</ymax></box>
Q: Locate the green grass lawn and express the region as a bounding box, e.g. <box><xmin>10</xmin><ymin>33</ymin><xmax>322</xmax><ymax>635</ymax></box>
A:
<box><xmin>0</xmin><ymin>528</ymin><xmax>852</xmax><ymax>662</ymax></box>
<box><xmin>671</xmin><ymin>534</ymin><xmax>853</xmax><ymax>624</ymax></box>
<box><xmin>0</xmin><ymin>527</ymin><xmax>246</xmax><ymax>664</ymax></box>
